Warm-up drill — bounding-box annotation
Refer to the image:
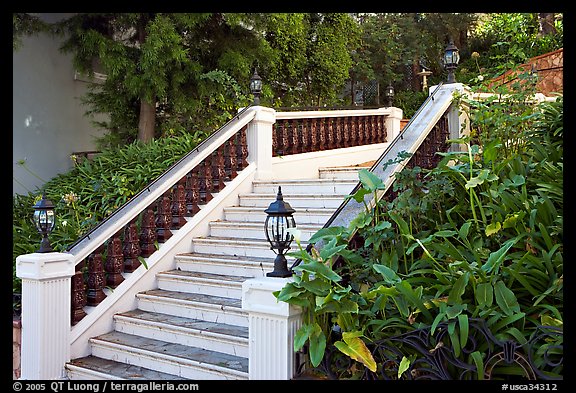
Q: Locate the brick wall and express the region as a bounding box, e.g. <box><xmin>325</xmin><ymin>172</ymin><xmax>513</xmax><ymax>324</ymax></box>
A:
<box><xmin>13</xmin><ymin>317</ymin><xmax>21</xmax><ymax>380</ymax></box>
<box><xmin>487</xmin><ymin>48</ymin><xmax>563</xmax><ymax>96</ymax></box>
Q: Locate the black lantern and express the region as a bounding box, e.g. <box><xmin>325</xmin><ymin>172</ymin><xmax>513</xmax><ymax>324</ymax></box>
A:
<box><xmin>249</xmin><ymin>69</ymin><xmax>262</xmax><ymax>105</ymax></box>
<box><xmin>443</xmin><ymin>40</ymin><xmax>460</xmax><ymax>84</ymax></box>
<box><xmin>384</xmin><ymin>83</ymin><xmax>395</xmax><ymax>107</ymax></box>
<box><xmin>264</xmin><ymin>187</ymin><xmax>296</xmax><ymax>278</ymax></box>
<box><xmin>33</xmin><ymin>193</ymin><xmax>56</xmax><ymax>253</ymax></box>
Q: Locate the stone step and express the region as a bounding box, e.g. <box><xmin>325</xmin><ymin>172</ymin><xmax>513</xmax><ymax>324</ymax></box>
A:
<box><xmin>89</xmin><ymin>331</ymin><xmax>248</xmax><ymax>380</ymax></box>
<box><xmin>175</xmin><ymin>253</ymin><xmax>274</xmax><ymax>277</ymax></box>
<box><xmin>239</xmin><ymin>192</ymin><xmax>345</xmax><ymax>209</ymax></box>
<box><xmin>66</xmin><ymin>355</ymin><xmax>187</xmax><ymax>380</ymax></box>
<box><xmin>191</xmin><ymin>236</ymin><xmax>307</xmax><ymax>259</ymax></box>
<box><xmin>223</xmin><ymin>206</ymin><xmax>335</xmax><ymax>224</ymax></box>
<box><xmin>113</xmin><ymin>310</ymin><xmax>248</xmax><ymax>358</ymax></box>
<box><xmin>209</xmin><ymin>220</ymin><xmax>322</xmax><ymax>241</ymax></box>
<box><xmin>136</xmin><ymin>289</ymin><xmax>248</xmax><ymax>327</ymax></box>
<box><xmin>156</xmin><ymin>270</ymin><xmax>246</xmax><ymax>299</ymax></box>
<box><xmin>318</xmin><ymin>166</ymin><xmax>361</xmax><ymax>180</ymax></box>
<box><xmin>252</xmin><ymin>178</ymin><xmax>357</xmax><ymax>194</ymax></box>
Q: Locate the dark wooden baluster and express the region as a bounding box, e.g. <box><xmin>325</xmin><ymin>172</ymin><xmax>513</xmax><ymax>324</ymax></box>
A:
<box><xmin>105</xmin><ymin>232</ymin><xmax>125</xmax><ymax>288</ymax></box>
<box><xmin>350</xmin><ymin>117</ymin><xmax>358</xmax><ymax>147</ymax></box>
<box><xmin>334</xmin><ymin>117</ymin><xmax>343</xmax><ymax>148</ymax></box>
<box><xmin>123</xmin><ymin>218</ymin><xmax>141</xmax><ymax>273</ymax></box>
<box><xmin>139</xmin><ymin>205</ymin><xmax>157</xmax><ymax>258</ymax></box>
<box><xmin>226</xmin><ymin>138</ymin><xmax>238</xmax><ymax>179</ymax></box>
<box><xmin>343</xmin><ymin>117</ymin><xmax>351</xmax><ymax>148</ymax></box>
<box><xmin>318</xmin><ymin>118</ymin><xmax>326</xmax><ymax>151</ymax></box>
<box><xmin>212</xmin><ymin>148</ymin><xmax>226</xmax><ymax>192</ymax></box>
<box><xmin>185</xmin><ymin>170</ymin><xmax>201</xmax><ymax>216</ymax></box>
<box><xmin>272</xmin><ymin>122</ymin><xmax>279</xmax><ymax>156</ymax></box>
<box><xmin>365</xmin><ymin>117</ymin><xmax>373</xmax><ymax>144</ymax></box>
<box><xmin>171</xmin><ymin>177</ymin><xmax>187</xmax><ymax>229</ymax></box>
<box><xmin>203</xmin><ymin>158</ymin><xmax>213</xmax><ymax>202</ymax></box>
<box><xmin>281</xmin><ymin>121</ymin><xmax>290</xmax><ymax>155</ymax></box>
<box><xmin>71</xmin><ymin>260</ymin><xmax>87</xmax><ymax>325</ymax></box>
<box><xmin>310</xmin><ymin>118</ymin><xmax>319</xmax><ymax>152</ymax></box>
<box><xmin>357</xmin><ymin>117</ymin><xmax>365</xmax><ymax>146</ymax></box>
<box><xmin>291</xmin><ymin>120</ymin><xmax>302</xmax><ymax>154</ymax></box>
<box><xmin>155</xmin><ymin>192</ymin><xmax>173</xmax><ymax>242</ymax></box>
<box><xmin>326</xmin><ymin>118</ymin><xmax>335</xmax><ymax>149</ymax></box>
<box><xmin>86</xmin><ymin>245</ymin><xmax>106</xmax><ymax>306</ymax></box>
<box><xmin>300</xmin><ymin>119</ymin><xmax>309</xmax><ymax>154</ymax></box>
<box><xmin>239</xmin><ymin>128</ymin><xmax>249</xmax><ymax>170</ymax></box>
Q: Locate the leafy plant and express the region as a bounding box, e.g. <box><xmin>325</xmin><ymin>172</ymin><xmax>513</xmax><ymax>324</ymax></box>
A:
<box><xmin>12</xmin><ymin>131</ymin><xmax>205</xmax><ymax>293</ymax></box>
<box><xmin>276</xmin><ymin>84</ymin><xmax>562</xmax><ymax>379</ymax></box>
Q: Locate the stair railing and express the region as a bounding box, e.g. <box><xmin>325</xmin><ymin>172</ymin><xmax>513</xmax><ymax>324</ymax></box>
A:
<box><xmin>290</xmin><ymin>81</ymin><xmax>466</xmax><ymax>268</ymax></box>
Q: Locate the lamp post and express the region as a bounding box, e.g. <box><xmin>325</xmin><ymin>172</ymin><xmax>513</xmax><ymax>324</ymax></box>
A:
<box><xmin>32</xmin><ymin>193</ymin><xmax>56</xmax><ymax>253</ymax></box>
<box><xmin>250</xmin><ymin>69</ymin><xmax>262</xmax><ymax>105</ymax></box>
<box><xmin>384</xmin><ymin>83</ymin><xmax>395</xmax><ymax>107</ymax></box>
<box><xmin>443</xmin><ymin>40</ymin><xmax>460</xmax><ymax>84</ymax></box>
<box><xmin>264</xmin><ymin>187</ymin><xmax>296</xmax><ymax>278</ymax></box>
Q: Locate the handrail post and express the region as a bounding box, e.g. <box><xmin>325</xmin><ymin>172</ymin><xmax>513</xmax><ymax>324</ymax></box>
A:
<box><xmin>246</xmin><ymin>106</ymin><xmax>276</xmax><ymax>180</ymax></box>
<box><xmin>242</xmin><ymin>277</ymin><xmax>303</xmax><ymax>380</ymax></box>
<box><xmin>384</xmin><ymin>106</ymin><xmax>403</xmax><ymax>140</ymax></box>
<box><xmin>432</xmin><ymin>83</ymin><xmax>471</xmax><ymax>152</ymax></box>
<box><xmin>16</xmin><ymin>252</ymin><xmax>75</xmax><ymax>379</ymax></box>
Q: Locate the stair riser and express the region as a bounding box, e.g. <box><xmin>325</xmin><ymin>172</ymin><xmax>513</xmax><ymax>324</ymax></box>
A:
<box><xmin>137</xmin><ymin>296</ymin><xmax>248</xmax><ymax>327</ymax></box>
<box><xmin>113</xmin><ymin>319</ymin><xmax>248</xmax><ymax>358</ymax></box>
<box><xmin>175</xmin><ymin>257</ymin><xmax>272</xmax><ymax>277</ymax></box>
<box><xmin>209</xmin><ymin>224</ymin><xmax>319</xmax><ymax>241</ymax></box>
<box><xmin>319</xmin><ymin>169</ymin><xmax>360</xmax><ymax>180</ymax></box>
<box><xmin>252</xmin><ymin>182</ymin><xmax>356</xmax><ymax>195</ymax></box>
<box><xmin>224</xmin><ymin>209</ymin><xmax>334</xmax><ymax>225</ymax></box>
<box><xmin>90</xmin><ymin>342</ymin><xmax>246</xmax><ymax>380</ymax></box>
<box><xmin>157</xmin><ymin>277</ymin><xmax>243</xmax><ymax>299</ymax></box>
<box><xmin>192</xmin><ymin>240</ymin><xmax>304</xmax><ymax>259</ymax></box>
<box><xmin>239</xmin><ymin>195</ymin><xmax>344</xmax><ymax>209</ymax></box>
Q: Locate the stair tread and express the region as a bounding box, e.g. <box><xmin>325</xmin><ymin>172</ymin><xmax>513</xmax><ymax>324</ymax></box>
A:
<box><xmin>68</xmin><ymin>355</ymin><xmax>187</xmax><ymax>380</ymax></box>
<box><xmin>91</xmin><ymin>331</ymin><xmax>248</xmax><ymax>373</ymax></box>
<box><xmin>240</xmin><ymin>192</ymin><xmax>346</xmax><ymax>198</ymax></box>
<box><xmin>177</xmin><ymin>252</ymin><xmax>274</xmax><ymax>263</ymax></box>
<box><xmin>210</xmin><ymin>220</ymin><xmax>323</xmax><ymax>229</ymax></box>
<box><xmin>158</xmin><ymin>269</ymin><xmax>248</xmax><ymax>283</ymax></box>
<box><xmin>252</xmin><ymin>178</ymin><xmax>357</xmax><ymax>184</ymax></box>
<box><xmin>138</xmin><ymin>289</ymin><xmax>243</xmax><ymax>309</ymax></box>
<box><xmin>116</xmin><ymin>309</ymin><xmax>249</xmax><ymax>339</ymax></box>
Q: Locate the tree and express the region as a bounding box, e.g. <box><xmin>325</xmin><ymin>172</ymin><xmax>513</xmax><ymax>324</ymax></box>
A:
<box><xmin>49</xmin><ymin>13</ymin><xmax>359</xmax><ymax>146</ymax></box>
<box><xmin>54</xmin><ymin>13</ymin><xmax>267</xmax><ymax>147</ymax></box>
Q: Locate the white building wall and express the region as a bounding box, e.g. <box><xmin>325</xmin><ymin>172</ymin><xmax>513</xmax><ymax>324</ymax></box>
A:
<box><xmin>13</xmin><ymin>13</ymin><xmax>105</xmax><ymax>196</ymax></box>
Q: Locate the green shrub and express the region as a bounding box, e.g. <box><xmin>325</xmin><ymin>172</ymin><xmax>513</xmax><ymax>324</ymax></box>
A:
<box><xmin>12</xmin><ymin>131</ymin><xmax>206</xmax><ymax>293</ymax></box>
<box><xmin>276</xmin><ymin>89</ymin><xmax>563</xmax><ymax>378</ymax></box>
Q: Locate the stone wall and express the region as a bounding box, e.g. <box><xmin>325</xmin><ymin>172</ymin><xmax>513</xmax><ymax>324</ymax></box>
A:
<box><xmin>13</xmin><ymin>317</ymin><xmax>21</xmax><ymax>379</ymax></box>
<box><xmin>487</xmin><ymin>48</ymin><xmax>563</xmax><ymax>96</ymax></box>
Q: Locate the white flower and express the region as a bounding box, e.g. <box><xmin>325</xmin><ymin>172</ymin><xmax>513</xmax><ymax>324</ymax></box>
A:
<box><xmin>287</xmin><ymin>227</ymin><xmax>302</xmax><ymax>246</ymax></box>
<box><xmin>477</xmin><ymin>75</ymin><xmax>484</xmax><ymax>82</ymax></box>
<box><xmin>62</xmin><ymin>220</ymin><xmax>68</xmax><ymax>227</ymax></box>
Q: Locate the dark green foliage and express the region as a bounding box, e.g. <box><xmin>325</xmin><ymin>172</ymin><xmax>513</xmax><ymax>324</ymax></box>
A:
<box><xmin>275</xmin><ymin>84</ymin><xmax>563</xmax><ymax>378</ymax></box>
<box><xmin>12</xmin><ymin>132</ymin><xmax>205</xmax><ymax>293</ymax></box>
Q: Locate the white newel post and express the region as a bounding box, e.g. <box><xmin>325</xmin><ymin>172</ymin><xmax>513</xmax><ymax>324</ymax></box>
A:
<box><xmin>242</xmin><ymin>277</ymin><xmax>303</xmax><ymax>380</ymax></box>
<box><xmin>16</xmin><ymin>252</ymin><xmax>75</xmax><ymax>380</ymax></box>
<box><xmin>384</xmin><ymin>106</ymin><xmax>403</xmax><ymax>141</ymax></box>
<box><xmin>246</xmin><ymin>106</ymin><xmax>276</xmax><ymax>180</ymax></box>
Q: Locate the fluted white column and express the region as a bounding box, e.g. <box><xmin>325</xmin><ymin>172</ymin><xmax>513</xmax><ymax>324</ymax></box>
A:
<box><xmin>246</xmin><ymin>106</ymin><xmax>276</xmax><ymax>180</ymax></box>
<box><xmin>242</xmin><ymin>277</ymin><xmax>303</xmax><ymax>380</ymax></box>
<box><xmin>16</xmin><ymin>252</ymin><xmax>75</xmax><ymax>380</ymax></box>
